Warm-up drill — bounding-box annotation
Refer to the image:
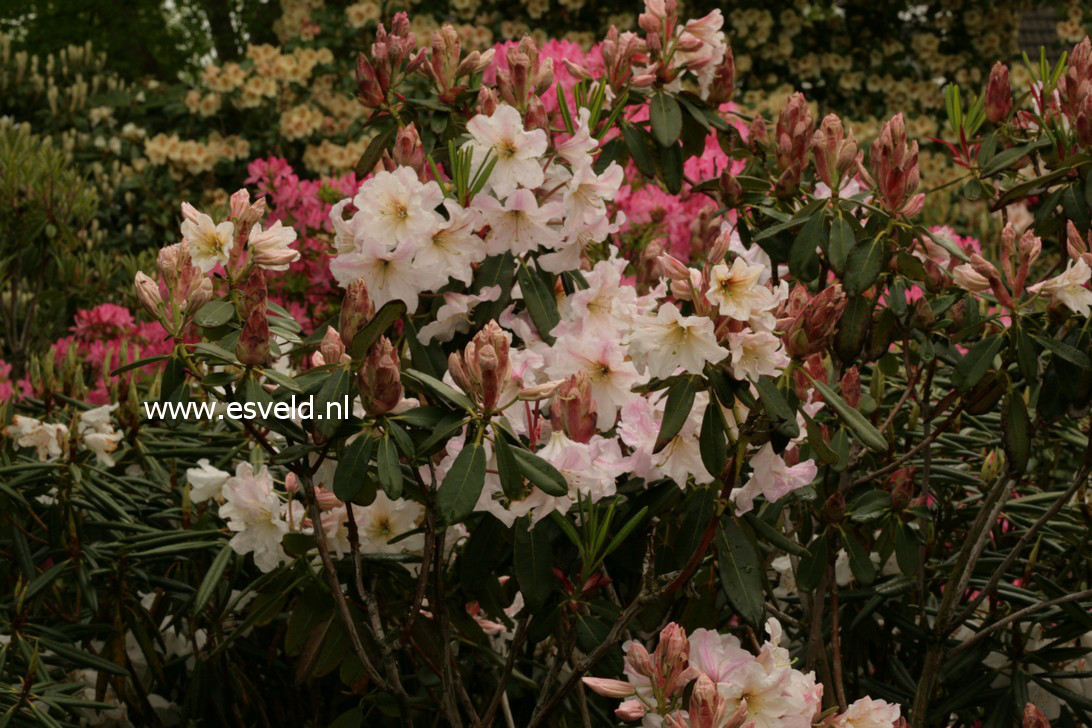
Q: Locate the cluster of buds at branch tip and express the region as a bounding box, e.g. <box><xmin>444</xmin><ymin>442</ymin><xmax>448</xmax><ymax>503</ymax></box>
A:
<box><xmin>665</xmin><ymin>676</ymin><xmax>749</xmax><ymax>728</ymax></box>
<box><xmin>338</xmin><ymin>278</ymin><xmax>376</xmax><ymax>347</ymax></box>
<box><xmin>954</xmin><ymin>223</ymin><xmax>1041</xmax><ymax>307</ymax></box>
<box><xmin>777</xmin><ymin>283</ymin><xmax>846</xmax><ymax>358</ymax></box>
<box><xmin>861</xmin><ymin>113</ymin><xmax>924</xmax><ymax>217</ymax></box>
<box><xmin>1062</xmin><ymin>37</ymin><xmax>1092</xmax><ymax>147</ymax></box>
<box><xmin>550</xmin><ymin>373</ymin><xmax>598</xmax><ymax>443</ymax></box>
<box><xmin>133</xmin><ymin>272</ymin><xmax>163</xmax><ymax>319</ymax></box>
<box><xmin>985</xmin><ymin>62</ymin><xmax>1012</xmax><ymax>124</ymax></box>
<box><xmin>448</xmin><ymin>321</ymin><xmax>512</xmax><ymax>413</ymax></box>
<box><xmin>139</xmin><ymin>242</ymin><xmax>212</xmax><ymax>328</ymax></box>
<box><xmin>496</xmin><ymin>36</ymin><xmax>554</xmax><ymax>112</ymax></box>
<box><xmin>417</xmin><ymin>24</ymin><xmax>494</xmax><ymax>104</ymax></box>
<box><xmin>812</xmin><ymin>114</ymin><xmax>859</xmax><ymax>194</ymax></box>
<box><xmin>229</xmin><ymin>188</ymin><xmax>266</xmax><ymax>229</ymax></box>
<box><xmin>359</xmin><ymin>336</ymin><xmax>403</xmax><ymax>416</ymax></box>
<box><xmin>774</xmin><ymin>92</ymin><xmax>814</xmax><ymax>197</ymax></box>
<box><xmin>356</xmin><ymin>12</ymin><xmax>425</xmax><ymax>109</ymax></box>
<box><xmin>235</xmin><ymin>269</ymin><xmax>270</xmax><ymax>367</ymax></box>
<box><xmin>476</xmin><ymin>86</ymin><xmax>500</xmax><ymax>116</ymax></box>
<box><xmin>718</xmin><ymin>170</ymin><xmax>744</xmax><ymax>209</ymax></box>
<box><xmin>600</xmin><ymin>27</ymin><xmax>650</xmax><ymax>91</ymax></box>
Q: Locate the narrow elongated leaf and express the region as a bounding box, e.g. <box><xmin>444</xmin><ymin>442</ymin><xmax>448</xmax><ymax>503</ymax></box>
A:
<box><xmin>655</xmin><ymin>376</ymin><xmax>700</xmax><ymax>453</ymax></box>
<box><xmin>828</xmin><ymin>216</ymin><xmax>855</xmax><ymax>273</ymax></box>
<box><xmin>333</xmin><ymin>436</ymin><xmax>377</xmax><ymax>504</ymax></box>
<box><xmin>622</xmin><ymin>123</ymin><xmax>656</xmax><ymax>177</ymax></box>
<box><xmin>1032</xmin><ymin>334</ymin><xmax>1091</xmax><ymax>370</ymax></box>
<box><xmin>952</xmin><ymin>335</ymin><xmax>1005</xmax><ymax>391</ymax></box>
<box><xmin>193</xmin><ymin>545</ymin><xmax>233</xmax><ymax>614</ymax></box>
<box><xmin>650</xmin><ymin>92</ymin><xmax>683</xmax><ymax>147</ymax></box>
<box><xmin>699</xmin><ymin>399</ymin><xmax>728</xmax><ymax>476</ymax></box>
<box><xmin>437</xmin><ymin>440</ymin><xmax>487</xmax><ymax>524</ymax></box>
<box><xmin>512</xmin><ymin>447</ymin><xmax>568</xmax><ymax>496</ymax></box>
<box><xmin>755</xmin><ymin>376</ymin><xmax>800</xmax><ymax>439</ymax></box>
<box><xmin>493</xmin><ymin>433</ymin><xmax>524</xmax><ymax>501</ymax></box>
<box><xmin>1003</xmin><ymin>393</ymin><xmax>1030</xmax><ymax>474</ymax></box>
<box><xmin>377</xmin><ymin>434</ymin><xmax>403</xmax><ymax>498</ymax></box>
<box><xmin>402</xmin><ymin>369</ymin><xmax>475</xmax><ymax>411</ymax></box>
<box><xmin>809</xmin><ymin>377</ymin><xmax>888</xmax><ymax>452</ymax></box>
<box><xmin>515</xmin><ymin>518</ymin><xmax>552</xmax><ymax>610</ymax></box>
<box><xmin>716</xmin><ymin>520</ymin><xmax>765</xmax><ymax>627</ymax></box>
<box><xmin>517</xmin><ymin>265</ymin><xmax>560</xmax><ymax>344</ymax></box>
<box><xmin>355</xmin><ymin>124</ymin><xmax>397</xmax><ymax>175</ymax></box>
<box><xmin>744</xmin><ymin>512</ymin><xmax>811</xmax><ymax>558</ymax></box>
<box><xmin>350</xmin><ymin>300</ymin><xmax>406</xmax><ymax>359</ymax></box>
<box><xmin>194</xmin><ymin>300</ymin><xmax>235</xmax><ymax>328</ymax></box>
<box><xmin>843</xmin><ymin>530</ymin><xmax>876</xmax><ymax>584</ymax></box>
<box><xmin>789</xmin><ymin>212</ymin><xmax>824</xmax><ymax>281</ymax></box>
<box><xmin>315</xmin><ymin>368</ymin><xmax>352</xmax><ymax>438</ymax></box>
<box><xmin>844</xmin><ymin>237</ymin><xmax>886</xmax><ymax>296</ymax></box>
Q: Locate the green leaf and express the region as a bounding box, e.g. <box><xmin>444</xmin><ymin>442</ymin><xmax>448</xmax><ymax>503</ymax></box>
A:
<box><xmin>350</xmin><ymin>300</ymin><xmax>406</xmax><ymax>359</ymax></box>
<box><xmin>980</xmin><ymin>137</ymin><xmax>1051</xmax><ymax>176</ymax></box>
<box><xmin>654</xmin><ymin>376</ymin><xmax>700</xmax><ymax>453</ymax></box>
<box><xmin>1032</xmin><ymin>334</ymin><xmax>1091</xmax><ymax>370</ymax></box>
<box><xmin>515</xmin><ymin>518</ymin><xmax>553</xmax><ymax>610</ymax></box>
<box><xmin>333</xmin><ymin>436</ymin><xmax>378</xmax><ymax>505</ymax></box>
<box><xmin>402</xmin><ymin>369</ymin><xmax>475</xmax><ymax>412</ymax></box>
<box><xmin>622</xmin><ymin>123</ymin><xmax>656</xmax><ymax>178</ymax></box>
<box><xmin>789</xmin><ymin>212</ymin><xmax>824</xmax><ymax>281</ymax></box>
<box><xmin>1002</xmin><ymin>393</ymin><xmax>1030</xmax><ymax>474</ymax></box>
<box><xmin>952</xmin><ymin>335</ymin><xmax>1005</xmax><ymax>392</ymax></box>
<box><xmin>650</xmin><ymin>92</ymin><xmax>683</xmax><ymax>147</ymax></box>
<box><xmin>844</xmin><ymin>237</ymin><xmax>886</xmax><ymax>296</ymax></box>
<box><xmin>744</xmin><ymin>512</ymin><xmax>811</xmax><ymax>558</ymax></box>
<box><xmin>193</xmin><ymin>300</ymin><xmax>236</xmax><ymax>328</ymax></box>
<box><xmin>716</xmin><ymin>520</ymin><xmax>765</xmax><ymax>627</ymax></box>
<box><xmin>658</xmin><ymin>142</ymin><xmax>684</xmax><ymax>194</ymax></box>
<box><xmin>437</xmin><ymin>439</ymin><xmax>487</xmax><ymax>524</ymax></box>
<box><xmin>517</xmin><ymin>264</ymin><xmax>560</xmax><ymax>344</ymax></box>
<box><xmin>355</xmin><ymin>124</ymin><xmax>397</xmax><ymax>176</ymax></box>
<box><xmin>699</xmin><ymin>398</ymin><xmax>728</xmax><ymax>476</ymax></box>
<box><xmin>512</xmin><ymin>447</ymin><xmax>568</xmax><ymax>497</ymax></box>
<box><xmin>755</xmin><ymin>376</ymin><xmax>800</xmax><ymax>439</ymax></box>
<box><xmin>828</xmin><ymin>216</ymin><xmax>856</xmax><ymax>274</ymax></box>
<box><xmin>808</xmin><ymin>377</ymin><xmax>888</xmax><ymax>453</ymax></box>
<box><xmin>493</xmin><ymin>432</ymin><xmax>524</xmax><ymax>501</ymax></box>
<box><xmin>894</xmin><ymin>522</ymin><xmax>920</xmax><ymax>577</ymax></box>
<box><xmin>315</xmin><ymin>367</ymin><xmax>352</xmax><ymax>438</ymax></box>
<box><xmin>842</xmin><ymin>530</ymin><xmax>876</xmax><ymax>585</ymax></box>
<box><xmin>193</xmin><ymin>545</ymin><xmax>233</xmax><ymax>614</ymax></box>
<box><xmin>377</xmin><ymin>434</ymin><xmax>403</xmax><ymax>499</ymax></box>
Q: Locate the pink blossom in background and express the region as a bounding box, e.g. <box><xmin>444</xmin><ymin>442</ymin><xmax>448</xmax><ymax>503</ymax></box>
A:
<box><xmin>52</xmin><ymin>304</ymin><xmax>173</xmax><ymax>404</ymax></box>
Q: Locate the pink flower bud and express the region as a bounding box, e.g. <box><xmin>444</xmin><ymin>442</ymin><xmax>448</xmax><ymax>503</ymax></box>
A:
<box><xmin>812</xmin><ymin>113</ymin><xmax>857</xmax><ymax>192</ymax></box>
<box><xmin>517</xmin><ymin>379</ymin><xmax>564</xmax><ymax>401</ymax></box>
<box><xmin>623</xmin><ymin>641</ymin><xmax>654</xmax><ymax>678</ymax></box>
<box><xmin>551</xmin><ymin>373</ymin><xmax>598</xmax><ymax>443</ymax></box>
<box><xmin>615</xmin><ymin>700</ymin><xmax>648</xmax><ymax>721</ymax></box>
<box><xmin>229</xmin><ymin>188</ymin><xmax>264</xmax><ymax>228</ymax></box>
<box><xmin>319</xmin><ymin>326</ymin><xmax>347</xmax><ymax>366</ymax></box>
<box><xmin>581</xmin><ymin>677</ymin><xmax>634</xmax><ymax>699</ymax></box>
<box><xmin>1022</xmin><ymin>703</ymin><xmax>1051</xmax><ymax>728</ymax></box>
<box><xmin>394</xmin><ymin>123</ymin><xmax>426</xmax><ymax>178</ymax></box>
<box><xmin>775</xmin><ymin>92</ymin><xmax>814</xmax><ymax>191</ymax></box>
<box><xmin>134</xmin><ymin>272</ymin><xmax>163</xmax><ymax>317</ymax></box>
<box><xmin>866</xmin><ymin>113</ymin><xmax>924</xmax><ymax>218</ymax></box>
<box><xmin>841</xmin><ymin>366</ymin><xmax>861</xmax><ymax>409</ymax></box>
<box><xmin>339</xmin><ymin>278</ymin><xmax>375</xmax><ymax>347</ymax></box>
<box><xmin>657</xmin><ymin>254</ymin><xmax>692</xmax><ymax>282</ymax></box>
<box><xmin>236</xmin><ymin>304</ymin><xmax>270</xmax><ymax>367</ymax></box>
<box><xmin>778</xmin><ymin>283</ymin><xmax>846</xmax><ymax>357</ymax></box>
<box><xmin>706</xmin><ymin>47</ymin><xmax>735</xmax><ymax>105</ymax></box>
<box><xmin>476</xmin><ymin>86</ymin><xmax>499</xmax><ymax>116</ymax></box>
<box><xmin>356</xmin><ymin>54</ymin><xmax>385</xmax><ymax>108</ymax></box>
<box><xmin>1067</xmin><ymin>220</ymin><xmax>1090</xmax><ymax>259</ymax></box>
<box><xmin>449</xmin><ymin>321</ymin><xmax>512</xmax><ymax>412</ymax></box>
<box><xmin>524</xmin><ymin>96</ymin><xmax>549</xmax><ymax>132</ymax></box>
<box><xmin>749</xmin><ymin>113</ymin><xmax>768</xmax><ymax>149</ymax></box>
<box><xmin>359</xmin><ymin>336</ymin><xmax>403</xmax><ymax>416</ymax></box>
<box><xmin>985</xmin><ymin>62</ymin><xmax>1012</xmax><ymax>124</ymax></box>
<box><xmin>184</xmin><ymin>276</ymin><xmax>213</xmax><ymax>314</ymax></box>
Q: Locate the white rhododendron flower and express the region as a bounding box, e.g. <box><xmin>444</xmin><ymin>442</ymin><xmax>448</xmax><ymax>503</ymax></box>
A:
<box><xmin>1028</xmin><ymin>258</ymin><xmax>1092</xmax><ymax>316</ymax></box>
<box><xmin>247</xmin><ymin>220</ymin><xmax>300</xmax><ymax>270</ymax></box>
<box><xmin>352</xmin><ymin>166</ymin><xmax>443</xmax><ymax>250</ymax></box>
<box><xmin>219</xmin><ymin>463</ymin><xmax>293</xmax><ymax>573</ymax></box>
<box><xmin>730</xmin><ymin>443</ymin><xmax>818</xmax><ymax>514</ymax></box>
<box><xmin>705</xmin><ymin>257</ymin><xmax>777</xmax><ymax>321</ymax></box>
<box><xmin>186</xmin><ymin>459</ymin><xmax>231</xmax><ymax>502</ymax></box>
<box><xmin>3</xmin><ymin>415</ymin><xmax>68</xmax><ymax>462</ymax></box>
<box><xmin>727</xmin><ymin>329</ymin><xmax>789</xmax><ymax>382</ymax></box>
<box><xmin>463</xmin><ymin>103</ymin><xmax>548</xmax><ymax>197</ymax></box>
<box><xmin>474</xmin><ymin>189</ymin><xmax>564</xmax><ymax>256</ymax></box>
<box><xmin>628</xmin><ymin>303</ymin><xmax>729</xmax><ymax>379</ymax></box>
<box><xmin>180</xmin><ymin>207</ymin><xmax>234</xmax><ymax>272</ymax></box>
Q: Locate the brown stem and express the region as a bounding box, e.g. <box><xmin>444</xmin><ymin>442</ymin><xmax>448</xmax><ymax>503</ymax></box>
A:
<box><xmin>479</xmin><ymin>616</ymin><xmax>531</xmax><ymax>728</ymax></box>
<box><xmin>830</xmin><ymin>569</ymin><xmax>847</xmax><ymax>712</ymax></box>
<box><xmin>949</xmin><ymin>588</ymin><xmax>1092</xmax><ymax>657</ymax></box>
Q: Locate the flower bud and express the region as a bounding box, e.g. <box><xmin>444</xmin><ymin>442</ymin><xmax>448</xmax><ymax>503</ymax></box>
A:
<box><xmin>718</xmin><ymin>170</ymin><xmax>744</xmax><ymax>208</ymax></box>
<box><xmin>476</xmin><ymin>86</ymin><xmax>499</xmax><ymax>116</ymax></box>
<box><xmin>778</xmin><ymin>283</ymin><xmax>846</xmax><ymax>357</ymax></box>
<box><xmin>551</xmin><ymin>373</ymin><xmax>598</xmax><ymax>443</ymax></box>
<box><xmin>1022</xmin><ymin>702</ymin><xmax>1051</xmax><ymax>728</ymax></box>
<box><xmin>824</xmin><ymin>492</ymin><xmax>846</xmax><ymax>523</ymax></box>
<box><xmin>134</xmin><ymin>271</ymin><xmax>163</xmax><ymax>317</ymax></box>
<box><xmin>394</xmin><ymin>123</ymin><xmax>426</xmax><ymax>178</ymax></box>
<box><xmin>865</xmin><ymin>113</ymin><xmax>924</xmax><ymax>217</ymax></box>
<box><xmin>236</xmin><ymin>304</ymin><xmax>270</xmax><ymax>367</ymax></box>
<box><xmin>339</xmin><ymin>278</ymin><xmax>375</xmax><ymax>346</ymax></box>
<box><xmin>229</xmin><ymin>188</ymin><xmax>264</xmax><ymax>228</ymax></box>
<box><xmin>812</xmin><ymin>113</ymin><xmax>858</xmax><ymax>192</ymax></box>
<box><xmin>359</xmin><ymin>337</ymin><xmax>403</xmax><ymax>416</ymax></box>
<box><xmin>911</xmin><ymin>297</ymin><xmax>935</xmax><ymax>329</ymax></box>
<box><xmin>840</xmin><ymin>366</ymin><xmax>861</xmax><ymax>409</ymax></box>
<box><xmin>581</xmin><ymin>677</ymin><xmax>634</xmax><ymax>699</ymax></box>
<box><xmin>749</xmin><ymin>114</ymin><xmax>768</xmax><ymax>149</ymax></box>
<box><xmin>985</xmin><ymin>62</ymin><xmax>1012</xmax><ymax>124</ymax></box>
<box><xmin>184</xmin><ymin>276</ymin><xmax>213</xmax><ymax>314</ymax></box>
<box><xmin>355</xmin><ymin>54</ymin><xmax>385</xmax><ymax>108</ymax></box>
<box><xmin>518</xmin><ymin>379</ymin><xmax>564</xmax><ymax>401</ymax></box>
<box><xmin>524</xmin><ymin>95</ymin><xmax>549</xmax><ymax>132</ymax></box>
<box><xmin>319</xmin><ymin>326</ymin><xmax>347</xmax><ymax>366</ymax></box>
<box><xmin>449</xmin><ymin>321</ymin><xmax>512</xmax><ymax>412</ymax></box>
<box><xmin>890</xmin><ymin>468</ymin><xmax>916</xmax><ymax>510</ymax></box>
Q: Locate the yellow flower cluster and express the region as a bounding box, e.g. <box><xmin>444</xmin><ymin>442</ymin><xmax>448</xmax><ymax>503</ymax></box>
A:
<box><xmin>144</xmin><ymin>133</ymin><xmax>250</xmax><ymax>177</ymax></box>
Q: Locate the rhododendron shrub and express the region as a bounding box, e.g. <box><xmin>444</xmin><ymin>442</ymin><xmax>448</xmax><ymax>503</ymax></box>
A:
<box><xmin>5</xmin><ymin>5</ymin><xmax>1092</xmax><ymax>727</ymax></box>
